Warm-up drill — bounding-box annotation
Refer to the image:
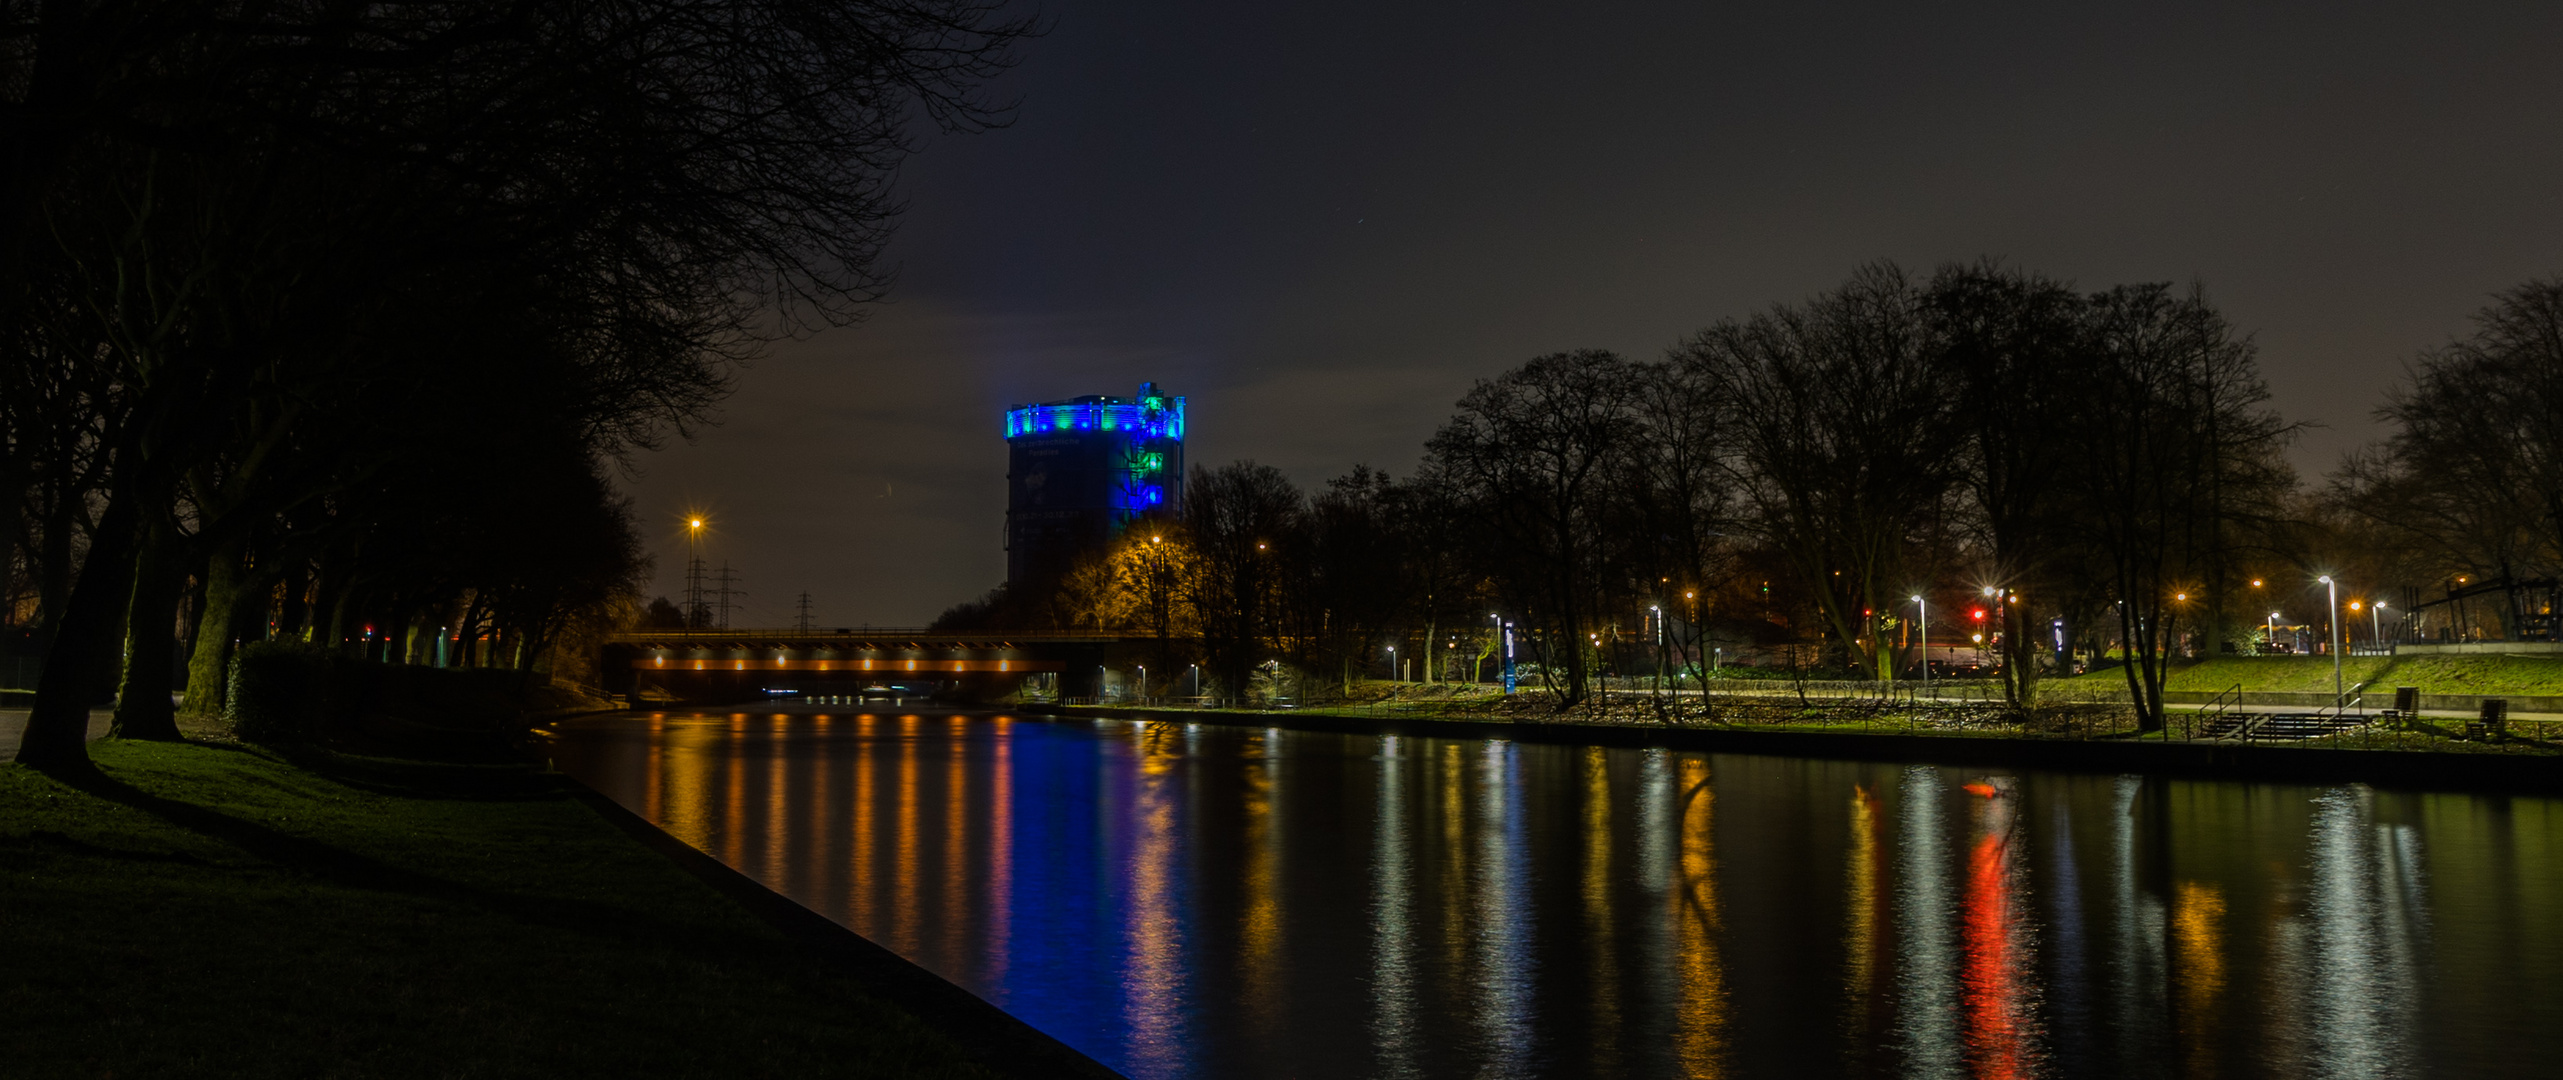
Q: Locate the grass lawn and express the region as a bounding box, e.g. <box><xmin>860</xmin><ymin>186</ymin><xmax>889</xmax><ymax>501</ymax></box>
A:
<box><xmin>2052</xmin><ymin>654</ymin><xmax>2563</xmax><ymax>697</ymax></box>
<box><xmin>0</xmin><ymin>740</ymin><xmax>994</xmax><ymax>1079</ymax></box>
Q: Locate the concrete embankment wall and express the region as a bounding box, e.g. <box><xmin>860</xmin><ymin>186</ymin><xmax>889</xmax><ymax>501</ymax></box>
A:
<box><xmin>1028</xmin><ymin>705</ymin><xmax>2563</xmax><ymax>795</ymax></box>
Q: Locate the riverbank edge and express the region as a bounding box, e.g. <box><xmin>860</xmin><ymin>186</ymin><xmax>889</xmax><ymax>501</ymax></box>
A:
<box><xmin>561</xmin><ymin>776</ymin><xmax>1128</xmax><ymax>1080</ymax></box>
<box><xmin>1028</xmin><ymin>705</ymin><xmax>2563</xmax><ymax>795</ymax></box>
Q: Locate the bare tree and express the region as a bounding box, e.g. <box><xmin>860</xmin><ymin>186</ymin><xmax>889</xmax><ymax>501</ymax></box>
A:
<box><xmin>1424</xmin><ymin>350</ymin><xmax>1643</xmax><ymax>706</ymax></box>
<box><xmin>1679</xmin><ymin>264</ymin><xmax>1959</xmax><ymax>685</ymax></box>
<box><xmin>1927</xmin><ymin>261</ymin><xmax>2089</xmax><ymax>708</ymax></box>
<box><xmin>2338</xmin><ymin>277</ymin><xmax>2563</xmax><ymax>631</ymax></box>
<box><xmin>2076</xmin><ymin>282</ymin><xmax>2293</xmax><ymax>729</ymax></box>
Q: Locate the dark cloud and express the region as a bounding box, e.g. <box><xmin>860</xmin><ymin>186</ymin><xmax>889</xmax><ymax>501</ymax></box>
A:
<box><xmin>622</xmin><ymin>1</ymin><xmax>2563</xmax><ymax>624</ymax></box>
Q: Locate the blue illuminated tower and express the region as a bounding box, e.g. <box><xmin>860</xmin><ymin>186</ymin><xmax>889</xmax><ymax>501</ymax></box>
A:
<box><xmin>1003</xmin><ymin>383</ymin><xmax>1186</xmax><ymax>585</ymax></box>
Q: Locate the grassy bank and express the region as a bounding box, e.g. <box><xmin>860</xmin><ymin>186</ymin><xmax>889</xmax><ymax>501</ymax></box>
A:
<box><xmin>2056</xmin><ymin>654</ymin><xmax>2563</xmax><ymax>696</ymax></box>
<box><xmin>0</xmin><ymin>740</ymin><xmax>993</xmax><ymax>1078</ymax></box>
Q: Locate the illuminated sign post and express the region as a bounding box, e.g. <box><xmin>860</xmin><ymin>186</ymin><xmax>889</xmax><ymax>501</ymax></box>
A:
<box><xmin>1502</xmin><ymin>622</ymin><xmax>1517</xmax><ymax>695</ymax></box>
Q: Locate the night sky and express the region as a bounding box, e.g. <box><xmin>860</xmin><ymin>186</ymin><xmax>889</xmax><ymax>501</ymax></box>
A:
<box><xmin>625</xmin><ymin>1</ymin><xmax>2563</xmax><ymax>627</ymax></box>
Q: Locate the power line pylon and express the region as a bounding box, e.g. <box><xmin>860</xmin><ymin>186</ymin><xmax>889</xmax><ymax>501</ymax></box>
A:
<box><xmin>794</xmin><ymin>591</ymin><xmax>816</xmax><ymax>633</ymax></box>
<box><xmin>713</xmin><ymin>562</ymin><xmax>746</xmax><ymax>630</ymax></box>
<box><xmin>684</xmin><ymin>555</ymin><xmax>710</xmax><ymax>628</ymax></box>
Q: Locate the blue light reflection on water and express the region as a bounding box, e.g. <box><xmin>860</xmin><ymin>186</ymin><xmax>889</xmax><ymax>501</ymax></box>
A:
<box><xmin>547</xmin><ymin>711</ymin><xmax>2563</xmax><ymax>1079</ymax></box>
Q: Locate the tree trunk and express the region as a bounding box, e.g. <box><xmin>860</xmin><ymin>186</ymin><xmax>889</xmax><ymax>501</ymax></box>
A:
<box><xmin>33</xmin><ymin>471</ymin><xmax>75</xmax><ymax>647</ymax></box>
<box><xmin>112</xmin><ymin>517</ymin><xmax>186</xmax><ymax>740</ymax></box>
<box><xmin>276</xmin><ymin>561</ymin><xmax>310</xmax><ymax>639</ymax></box>
<box><xmin>181</xmin><ymin>534</ymin><xmax>252</xmax><ymax>718</ymax></box>
<box><xmin>19</xmin><ymin>491</ymin><xmax>142</xmax><ymax>773</ymax></box>
<box><xmin>0</xmin><ymin>471</ymin><xmax>21</xmax><ymax>632</ymax></box>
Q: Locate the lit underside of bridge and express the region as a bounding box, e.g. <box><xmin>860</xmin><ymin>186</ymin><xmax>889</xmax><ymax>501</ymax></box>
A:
<box><xmin>600</xmin><ymin>628</ymin><xmax>1136</xmax><ymax>703</ymax></box>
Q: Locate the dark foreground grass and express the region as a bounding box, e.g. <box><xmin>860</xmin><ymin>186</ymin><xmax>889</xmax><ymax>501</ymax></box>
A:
<box><xmin>0</xmin><ymin>740</ymin><xmax>993</xmax><ymax>1079</ymax></box>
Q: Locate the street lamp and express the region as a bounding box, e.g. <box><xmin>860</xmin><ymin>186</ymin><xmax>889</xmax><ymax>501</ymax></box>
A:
<box><xmin>1649</xmin><ymin>604</ymin><xmax>1664</xmax><ymax>700</ymax></box>
<box><xmin>686</xmin><ymin>516</ymin><xmax>706</xmax><ymax>628</ymax></box>
<box><xmin>2318</xmin><ymin>576</ymin><xmax>2343</xmax><ymax>715</ymax></box>
<box><xmin>1911</xmin><ymin>594</ymin><xmax>1928</xmax><ymax>699</ymax></box>
<box><xmin>1387</xmin><ymin>645</ymin><xmax>1397</xmax><ymax>683</ymax></box>
<box><xmin>1189</xmin><ymin>664</ymin><xmax>1199</xmax><ymax>699</ymax></box>
<box><xmin>2374</xmin><ymin>601</ymin><xmax>2388</xmax><ymax>648</ymax></box>
<box><xmin>2267</xmin><ymin>611</ymin><xmax>2281</xmax><ymax>653</ymax></box>
<box><xmin>1138</xmin><ymin>665</ymin><xmax>1147</xmax><ymax>702</ymax></box>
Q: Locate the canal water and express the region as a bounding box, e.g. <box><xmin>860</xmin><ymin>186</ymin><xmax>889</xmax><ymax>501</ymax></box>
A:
<box><xmin>542</xmin><ymin>710</ymin><xmax>2563</xmax><ymax>1079</ymax></box>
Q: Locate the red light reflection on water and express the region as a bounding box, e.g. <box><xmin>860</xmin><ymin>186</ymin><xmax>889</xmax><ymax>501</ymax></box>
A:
<box><xmin>1960</xmin><ymin>789</ymin><xmax>2041</xmax><ymax>1078</ymax></box>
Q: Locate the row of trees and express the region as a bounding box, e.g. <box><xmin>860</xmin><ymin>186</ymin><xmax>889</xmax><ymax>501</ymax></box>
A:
<box><xmin>1</xmin><ymin>1</ymin><xmax>1029</xmax><ymax>772</ymax></box>
<box><xmin>969</xmin><ymin>260</ymin><xmax>2375</xmax><ymax>731</ymax></box>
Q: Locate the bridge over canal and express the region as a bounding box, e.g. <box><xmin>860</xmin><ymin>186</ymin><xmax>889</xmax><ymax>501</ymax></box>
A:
<box><xmin>601</xmin><ymin>627</ymin><xmax>1143</xmax><ymax>704</ymax></box>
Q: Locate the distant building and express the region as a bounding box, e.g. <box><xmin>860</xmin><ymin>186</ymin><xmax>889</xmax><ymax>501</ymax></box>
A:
<box><xmin>1004</xmin><ymin>382</ymin><xmax>1186</xmax><ymax>585</ymax></box>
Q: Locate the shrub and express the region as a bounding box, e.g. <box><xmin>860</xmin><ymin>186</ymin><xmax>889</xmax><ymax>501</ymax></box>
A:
<box><xmin>226</xmin><ymin>642</ymin><xmax>336</xmax><ymax>743</ymax></box>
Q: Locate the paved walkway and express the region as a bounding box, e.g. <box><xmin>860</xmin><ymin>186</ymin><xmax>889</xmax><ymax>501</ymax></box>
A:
<box><xmin>0</xmin><ymin>709</ymin><xmax>115</xmax><ymax>763</ymax></box>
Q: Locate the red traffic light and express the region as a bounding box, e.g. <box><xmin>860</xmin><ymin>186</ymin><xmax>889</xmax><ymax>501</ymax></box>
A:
<box><xmin>1971</xmin><ymin>609</ymin><xmax>1986</xmax><ymax>620</ymax></box>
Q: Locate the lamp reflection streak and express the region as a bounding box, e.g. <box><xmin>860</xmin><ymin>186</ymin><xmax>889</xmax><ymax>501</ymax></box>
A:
<box><xmin>1120</xmin><ymin>724</ymin><xmax>1189</xmax><ymax>1078</ymax></box>
<box><xmin>943</xmin><ymin>716</ymin><xmax>970</xmax><ymax>974</ymax></box>
<box><xmin>724</xmin><ymin>714</ymin><xmax>747</xmax><ymax>868</ymax></box>
<box><xmin>1673</xmin><ymin>756</ymin><xmax>1727</xmax><ymax>1077</ymax></box>
<box><xmin>1240</xmin><ymin>732</ymin><xmax>1282</xmax><ymax>1046</ymax></box>
<box><xmin>1582</xmin><ymin>747</ymin><xmax>1622</xmax><ymax>1072</ymax></box>
<box><xmin>766</xmin><ymin>715</ymin><xmax>789</xmax><ymax>888</ymax></box>
<box><xmin>1371</xmin><ymin>736</ymin><xmax>1419</xmax><ymax>1078</ymax></box>
<box><xmin>2172</xmin><ymin>880</ymin><xmax>2224</xmax><ymax>1076</ymax></box>
<box><xmin>1960</xmin><ymin>782</ymin><xmax>2041</xmax><ymax>1078</ymax></box>
<box><xmin>987</xmin><ymin>718</ymin><xmax>1012</xmax><ymax>990</ymax></box>
<box><xmin>1896</xmin><ymin>765</ymin><xmax>1960</xmax><ymax>1076</ymax></box>
<box><xmin>894</xmin><ymin>714</ymin><xmax>920</xmax><ymax>954</ymax></box>
<box><xmin>850</xmin><ymin>715</ymin><xmax>877</xmax><ymax>931</ymax></box>
<box><xmin>2301</xmin><ymin>787</ymin><xmax>2424</xmax><ymax>1079</ymax></box>
<box><xmin>1842</xmin><ymin>785</ymin><xmax>1888</xmax><ymax>1063</ymax></box>
<box><xmin>1473</xmin><ymin>741</ymin><xmax>1535</xmax><ymax>1079</ymax></box>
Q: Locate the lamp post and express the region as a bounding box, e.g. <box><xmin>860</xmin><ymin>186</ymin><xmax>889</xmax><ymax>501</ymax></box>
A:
<box><xmin>1649</xmin><ymin>604</ymin><xmax>1663</xmax><ymax>702</ymax></box>
<box><xmin>1910</xmin><ymin>594</ymin><xmax>1928</xmax><ymax>699</ymax></box>
<box><xmin>686</xmin><ymin>517</ymin><xmax>705</xmax><ymax>628</ymax></box>
<box><xmin>1488</xmin><ymin>614</ymin><xmax>1502</xmax><ymax>686</ymax></box>
<box><xmin>1190</xmin><ymin>664</ymin><xmax>1199</xmax><ymax>700</ymax></box>
<box><xmin>1387</xmin><ymin>645</ymin><xmax>1397</xmax><ymax>683</ymax></box>
<box><xmin>2318</xmin><ymin>576</ymin><xmax>2343</xmax><ymax>715</ymax></box>
<box><xmin>2374</xmin><ymin>601</ymin><xmax>2388</xmax><ymax>648</ymax></box>
<box><xmin>1138</xmin><ymin>665</ymin><xmax>1147</xmax><ymax>703</ymax></box>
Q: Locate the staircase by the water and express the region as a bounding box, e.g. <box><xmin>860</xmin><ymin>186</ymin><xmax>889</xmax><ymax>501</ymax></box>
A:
<box><xmin>2244</xmin><ymin>711</ymin><xmax>2373</xmax><ymax>741</ymax></box>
